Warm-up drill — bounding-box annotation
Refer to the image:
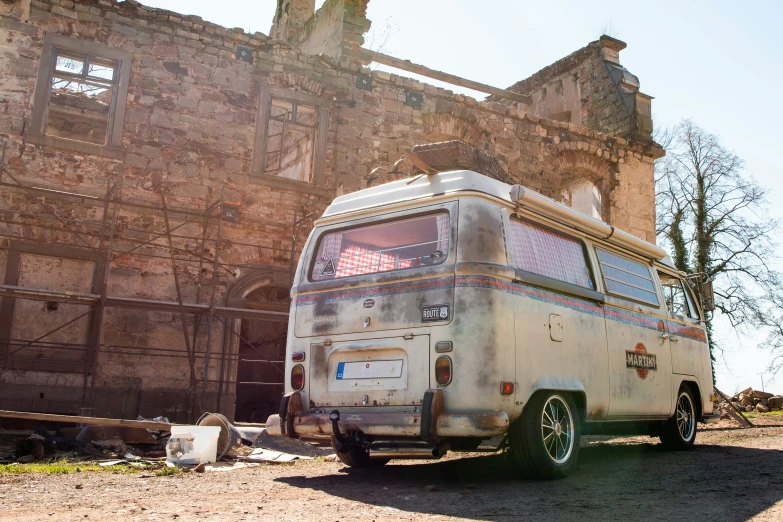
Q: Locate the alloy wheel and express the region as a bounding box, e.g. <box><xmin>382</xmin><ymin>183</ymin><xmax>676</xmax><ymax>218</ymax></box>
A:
<box><xmin>541</xmin><ymin>395</ymin><xmax>574</xmax><ymax>464</ymax></box>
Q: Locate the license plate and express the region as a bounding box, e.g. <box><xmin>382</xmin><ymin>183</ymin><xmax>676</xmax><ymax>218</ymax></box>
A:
<box><xmin>336</xmin><ymin>360</ymin><xmax>403</xmax><ymax>380</ymax></box>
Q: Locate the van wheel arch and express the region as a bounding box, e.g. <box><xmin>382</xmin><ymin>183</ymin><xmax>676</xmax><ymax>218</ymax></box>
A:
<box><xmin>525</xmin><ymin>388</ymin><xmax>586</xmax><ymax>424</ymax></box>
<box><xmin>680</xmin><ymin>380</ymin><xmax>702</xmax><ymax>421</ymax></box>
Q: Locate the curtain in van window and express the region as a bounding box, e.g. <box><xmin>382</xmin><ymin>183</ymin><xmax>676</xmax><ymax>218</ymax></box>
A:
<box><xmin>335</xmin><ymin>240</ymin><xmax>398</xmax><ymax>277</ymax></box>
<box><xmin>311</xmin><ymin>232</ymin><xmax>343</xmax><ymax>279</ymax></box>
<box><xmin>509</xmin><ymin>217</ymin><xmax>594</xmax><ymax>289</ymax></box>
<box><xmin>310</xmin><ymin>211</ymin><xmax>449</xmax><ymax>281</ymax></box>
<box><xmin>319</xmin><ymin>232</ymin><xmax>343</xmax><ymax>262</ymax></box>
<box><xmin>435</xmin><ymin>213</ymin><xmax>449</xmax><ymax>254</ymax></box>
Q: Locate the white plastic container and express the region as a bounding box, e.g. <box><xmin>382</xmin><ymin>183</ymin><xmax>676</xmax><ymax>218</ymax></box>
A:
<box><xmin>166</xmin><ymin>425</ymin><xmax>221</xmax><ymax>465</ymax></box>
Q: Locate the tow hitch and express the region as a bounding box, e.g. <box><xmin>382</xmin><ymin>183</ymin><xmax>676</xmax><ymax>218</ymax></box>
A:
<box><xmin>329</xmin><ymin>410</ymin><xmax>366</xmax><ymax>452</ymax></box>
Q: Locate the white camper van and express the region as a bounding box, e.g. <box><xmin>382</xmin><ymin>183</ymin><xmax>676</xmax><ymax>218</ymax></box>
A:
<box><xmin>266</xmin><ymin>169</ymin><xmax>719</xmax><ymax>479</ymax></box>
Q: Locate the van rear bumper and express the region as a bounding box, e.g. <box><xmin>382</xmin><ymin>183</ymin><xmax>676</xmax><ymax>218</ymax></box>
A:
<box><xmin>265</xmin><ymin>410</ymin><xmax>509</xmax><ymax>439</ymax></box>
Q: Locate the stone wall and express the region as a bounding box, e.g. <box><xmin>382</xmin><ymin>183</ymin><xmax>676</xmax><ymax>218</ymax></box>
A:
<box><xmin>501</xmin><ymin>35</ymin><xmax>654</xmax><ymax>142</ymax></box>
<box><xmin>0</xmin><ymin>0</ymin><xmax>662</xmax><ymax>421</ymax></box>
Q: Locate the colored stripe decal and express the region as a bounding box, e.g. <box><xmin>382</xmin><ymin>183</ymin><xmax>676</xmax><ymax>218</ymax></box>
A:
<box><xmin>294</xmin><ymin>277</ymin><xmax>454</xmax><ymax>306</ymax></box>
<box><xmin>295</xmin><ymin>274</ymin><xmax>707</xmax><ymax>343</ymax></box>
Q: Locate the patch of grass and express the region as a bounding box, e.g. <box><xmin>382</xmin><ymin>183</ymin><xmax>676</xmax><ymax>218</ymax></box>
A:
<box><xmin>740</xmin><ymin>410</ymin><xmax>783</xmax><ymax>418</ymax></box>
<box><xmin>153</xmin><ymin>466</ymin><xmax>181</xmax><ymax>477</ymax></box>
<box><xmin>0</xmin><ymin>460</ymin><xmax>139</xmax><ymax>475</ymax></box>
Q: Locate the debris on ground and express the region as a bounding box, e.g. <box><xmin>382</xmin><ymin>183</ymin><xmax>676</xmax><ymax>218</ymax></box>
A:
<box><xmin>715</xmin><ymin>387</ymin><xmax>783</xmax><ymax>419</ymax></box>
<box><xmin>0</xmin><ymin>410</ymin><xmax>334</xmax><ymax>474</ymax></box>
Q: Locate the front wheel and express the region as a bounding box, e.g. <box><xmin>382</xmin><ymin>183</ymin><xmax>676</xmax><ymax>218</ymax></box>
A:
<box><xmin>660</xmin><ymin>385</ymin><xmax>697</xmax><ymax>450</ymax></box>
<box><xmin>508</xmin><ymin>391</ymin><xmax>581</xmax><ymax>479</ymax></box>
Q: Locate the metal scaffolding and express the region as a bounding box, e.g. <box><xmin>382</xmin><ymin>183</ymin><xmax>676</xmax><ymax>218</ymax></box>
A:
<box><xmin>0</xmin><ymin>142</ymin><xmax>311</xmax><ymax>421</ymax></box>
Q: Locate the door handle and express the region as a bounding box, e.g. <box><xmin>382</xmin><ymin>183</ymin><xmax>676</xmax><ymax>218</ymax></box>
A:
<box><xmin>669</xmin><ymin>335</ymin><xmax>679</xmax><ymax>342</ymax></box>
<box><xmin>659</xmin><ymin>333</ymin><xmax>669</xmax><ymax>340</ymax></box>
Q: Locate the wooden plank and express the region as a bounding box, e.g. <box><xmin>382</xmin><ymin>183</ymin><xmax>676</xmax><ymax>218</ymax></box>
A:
<box><xmin>714</xmin><ymin>387</ymin><xmax>754</xmax><ymax>427</ymax></box>
<box><xmin>354</xmin><ymin>49</ymin><xmax>533</xmax><ymax>105</ymax></box>
<box><xmin>403</xmin><ymin>150</ymin><xmax>437</xmax><ymax>174</ymax></box>
<box><xmin>0</xmin><ymin>409</ymin><xmax>173</xmax><ymax>430</ymax></box>
<box><xmin>721</xmin><ymin>406</ymin><xmax>752</xmax><ymax>428</ymax></box>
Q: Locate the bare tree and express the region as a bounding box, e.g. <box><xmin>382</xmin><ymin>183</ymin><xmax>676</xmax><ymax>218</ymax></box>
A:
<box><xmin>656</xmin><ymin>120</ymin><xmax>782</xmax><ymax>377</ymax></box>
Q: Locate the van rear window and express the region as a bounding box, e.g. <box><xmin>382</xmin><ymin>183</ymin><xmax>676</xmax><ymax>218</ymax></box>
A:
<box><xmin>508</xmin><ymin>217</ymin><xmax>595</xmax><ymax>289</ymax></box>
<box><xmin>310</xmin><ymin>212</ymin><xmax>449</xmax><ymax>281</ymax></box>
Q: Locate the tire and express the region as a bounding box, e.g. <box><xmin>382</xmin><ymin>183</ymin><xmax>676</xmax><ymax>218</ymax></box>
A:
<box><xmin>330</xmin><ymin>436</ymin><xmax>389</xmax><ymax>468</ymax></box>
<box><xmin>660</xmin><ymin>385</ymin><xmax>698</xmax><ymax>450</ymax></box>
<box><xmin>508</xmin><ymin>391</ymin><xmax>581</xmax><ymax>479</ymax></box>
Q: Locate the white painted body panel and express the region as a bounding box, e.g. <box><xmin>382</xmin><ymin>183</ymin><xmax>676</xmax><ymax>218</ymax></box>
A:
<box><xmin>601</xmin><ymin>293</ymin><xmax>673</xmax><ymax>417</ymax></box>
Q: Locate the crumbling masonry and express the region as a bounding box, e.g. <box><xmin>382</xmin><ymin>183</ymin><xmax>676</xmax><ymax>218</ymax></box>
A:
<box><xmin>0</xmin><ymin>0</ymin><xmax>663</xmax><ymax>422</ymax></box>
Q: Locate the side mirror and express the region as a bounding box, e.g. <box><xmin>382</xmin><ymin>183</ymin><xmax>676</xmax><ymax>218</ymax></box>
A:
<box><xmin>701</xmin><ymin>280</ymin><xmax>716</xmax><ymax>312</ymax></box>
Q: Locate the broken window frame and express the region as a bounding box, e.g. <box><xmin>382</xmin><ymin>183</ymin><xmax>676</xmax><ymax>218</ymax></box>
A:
<box><xmin>28</xmin><ymin>34</ymin><xmax>132</xmax><ymax>159</ymax></box>
<box><xmin>251</xmin><ymin>84</ymin><xmax>329</xmax><ymax>196</ymax></box>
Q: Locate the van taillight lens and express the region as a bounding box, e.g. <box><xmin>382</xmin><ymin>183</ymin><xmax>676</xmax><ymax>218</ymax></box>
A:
<box><xmin>435</xmin><ymin>356</ymin><xmax>452</xmax><ymax>386</ymax></box>
<box><xmin>291</xmin><ymin>352</ymin><xmax>305</xmax><ymax>362</ymax></box>
<box><xmin>291</xmin><ymin>364</ymin><xmax>305</xmax><ymax>391</ymax></box>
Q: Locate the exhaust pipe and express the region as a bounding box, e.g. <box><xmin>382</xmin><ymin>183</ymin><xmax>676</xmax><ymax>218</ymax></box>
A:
<box><xmin>368</xmin><ymin>441</ymin><xmax>449</xmax><ymax>459</ymax></box>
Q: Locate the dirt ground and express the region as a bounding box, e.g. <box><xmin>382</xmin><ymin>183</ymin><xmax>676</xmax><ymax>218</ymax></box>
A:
<box><xmin>2</xmin><ymin>418</ymin><xmax>783</xmax><ymax>522</ymax></box>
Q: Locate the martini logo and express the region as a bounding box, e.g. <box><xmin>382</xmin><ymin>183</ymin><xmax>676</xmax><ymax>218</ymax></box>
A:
<box><xmin>626</xmin><ymin>343</ymin><xmax>656</xmax><ymax>379</ymax></box>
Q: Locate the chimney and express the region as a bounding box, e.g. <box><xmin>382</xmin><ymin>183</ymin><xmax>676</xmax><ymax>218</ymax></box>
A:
<box><xmin>270</xmin><ymin>0</ymin><xmax>316</xmax><ymax>41</ymax></box>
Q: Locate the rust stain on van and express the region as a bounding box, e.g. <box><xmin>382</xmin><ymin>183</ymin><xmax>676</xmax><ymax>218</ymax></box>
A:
<box><xmin>310</xmin><ymin>343</ymin><xmax>327</xmax><ymax>381</ymax></box>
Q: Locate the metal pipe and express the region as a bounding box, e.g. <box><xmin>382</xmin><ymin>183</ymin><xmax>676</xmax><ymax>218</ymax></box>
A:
<box><xmin>202</xmin><ymin>187</ymin><xmax>223</xmax><ymax>407</ymax></box>
<box><xmin>368</xmin><ymin>442</ymin><xmax>450</xmax><ymax>459</ymax></box>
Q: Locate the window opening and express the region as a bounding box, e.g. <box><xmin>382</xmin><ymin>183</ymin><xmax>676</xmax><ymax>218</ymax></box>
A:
<box><xmin>263</xmin><ymin>97</ymin><xmax>318</xmax><ymax>182</ymax></box>
<box><xmin>46</xmin><ymin>49</ymin><xmax>118</xmax><ymax>145</ymax></box>
<box><xmin>508</xmin><ymin>217</ymin><xmax>595</xmax><ymax>289</ymax></box>
<box><xmin>658</xmin><ymin>272</ymin><xmax>696</xmax><ymax>319</ymax></box>
<box><xmin>596</xmin><ymin>248</ymin><xmax>659</xmax><ymax>305</ymax></box>
<box><xmin>311</xmin><ymin>212</ymin><xmax>449</xmax><ymax>281</ymax></box>
<box><xmin>562</xmin><ymin>179</ymin><xmax>602</xmax><ymax>220</ymax></box>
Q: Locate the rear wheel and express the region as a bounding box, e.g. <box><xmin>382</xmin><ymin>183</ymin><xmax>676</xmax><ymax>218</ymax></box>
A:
<box><xmin>660</xmin><ymin>385</ymin><xmax>697</xmax><ymax>450</ymax></box>
<box><xmin>330</xmin><ymin>436</ymin><xmax>389</xmax><ymax>468</ymax></box>
<box><xmin>508</xmin><ymin>391</ymin><xmax>581</xmax><ymax>479</ymax></box>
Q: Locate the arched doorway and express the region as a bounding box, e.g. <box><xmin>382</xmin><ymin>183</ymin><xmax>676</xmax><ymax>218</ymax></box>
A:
<box><xmin>224</xmin><ymin>268</ymin><xmax>291</xmax><ymax>423</ymax></box>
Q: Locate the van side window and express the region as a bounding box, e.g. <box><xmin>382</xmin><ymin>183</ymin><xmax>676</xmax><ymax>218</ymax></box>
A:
<box><xmin>310</xmin><ymin>212</ymin><xmax>449</xmax><ymax>281</ymax></box>
<box><xmin>658</xmin><ymin>272</ymin><xmax>696</xmax><ymax>319</ymax></box>
<box><xmin>508</xmin><ymin>217</ymin><xmax>595</xmax><ymax>289</ymax></box>
<box><xmin>596</xmin><ymin>249</ymin><xmax>659</xmax><ymax>305</ymax></box>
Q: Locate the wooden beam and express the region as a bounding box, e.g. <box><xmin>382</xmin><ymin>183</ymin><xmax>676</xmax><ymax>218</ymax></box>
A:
<box><xmin>0</xmin><ymin>410</ymin><xmax>173</xmax><ymax>430</ymax></box>
<box><xmin>353</xmin><ymin>49</ymin><xmax>532</xmax><ymax>105</ymax></box>
<box><xmin>403</xmin><ymin>150</ymin><xmax>437</xmax><ymax>174</ymax></box>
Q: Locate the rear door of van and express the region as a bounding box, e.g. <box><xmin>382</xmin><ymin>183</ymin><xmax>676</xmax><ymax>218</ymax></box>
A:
<box><xmin>294</xmin><ymin>201</ymin><xmax>457</xmax><ymax>409</ymax></box>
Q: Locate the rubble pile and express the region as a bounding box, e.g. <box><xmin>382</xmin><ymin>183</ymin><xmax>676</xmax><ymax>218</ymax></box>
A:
<box><xmin>0</xmin><ymin>423</ymin><xmax>170</xmax><ymax>465</ymax></box>
<box><xmin>718</xmin><ymin>387</ymin><xmax>783</xmax><ymax>414</ymax></box>
<box><xmin>1</xmin><ymin>415</ymin><xmax>334</xmax><ymax>471</ymax></box>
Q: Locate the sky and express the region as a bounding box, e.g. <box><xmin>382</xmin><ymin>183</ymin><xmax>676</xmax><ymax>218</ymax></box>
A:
<box><xmin>142</xmin><ymin>0</ymin><xmax>783</xmax><ymax>395</ymax></box>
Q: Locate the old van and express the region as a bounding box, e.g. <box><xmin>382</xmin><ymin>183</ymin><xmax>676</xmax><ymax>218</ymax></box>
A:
<box><xmin>266</xmin><ymin>166</ymin><xmax>719</xmax><ymax>479</ymax></box>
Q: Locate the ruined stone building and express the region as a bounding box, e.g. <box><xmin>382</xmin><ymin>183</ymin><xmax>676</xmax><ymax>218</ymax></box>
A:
<box><xmin>0</xmin><ymin>0</ymin><xmax>662</xmax><ymax>422</ymax></box>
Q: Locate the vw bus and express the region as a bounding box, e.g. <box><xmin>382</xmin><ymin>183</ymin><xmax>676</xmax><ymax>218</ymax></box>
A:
<box><xmin>266</xmin><ymin>169</ymin><xmax>718</xmax><ymax>479</ymax></box>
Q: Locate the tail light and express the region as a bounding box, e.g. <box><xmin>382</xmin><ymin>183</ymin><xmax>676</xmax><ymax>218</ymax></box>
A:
<box><xmin>291</xmin><ymin>352</ymin><xmax>305</xmax><ymax>362</ymax></box>
<box><xmin>435</xmin><ymin>356</ymin><xmax>452</xmax><ymax>386</ymax></box>
<box><xmin>501</xmin><ymin>381</ymin><xmax>514</xmax><ymax>395</ymax></box>
<box><xmin>291</xmin><ymin>364</ymin><xmax>305</xmax><ymax>391</ymax></box>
